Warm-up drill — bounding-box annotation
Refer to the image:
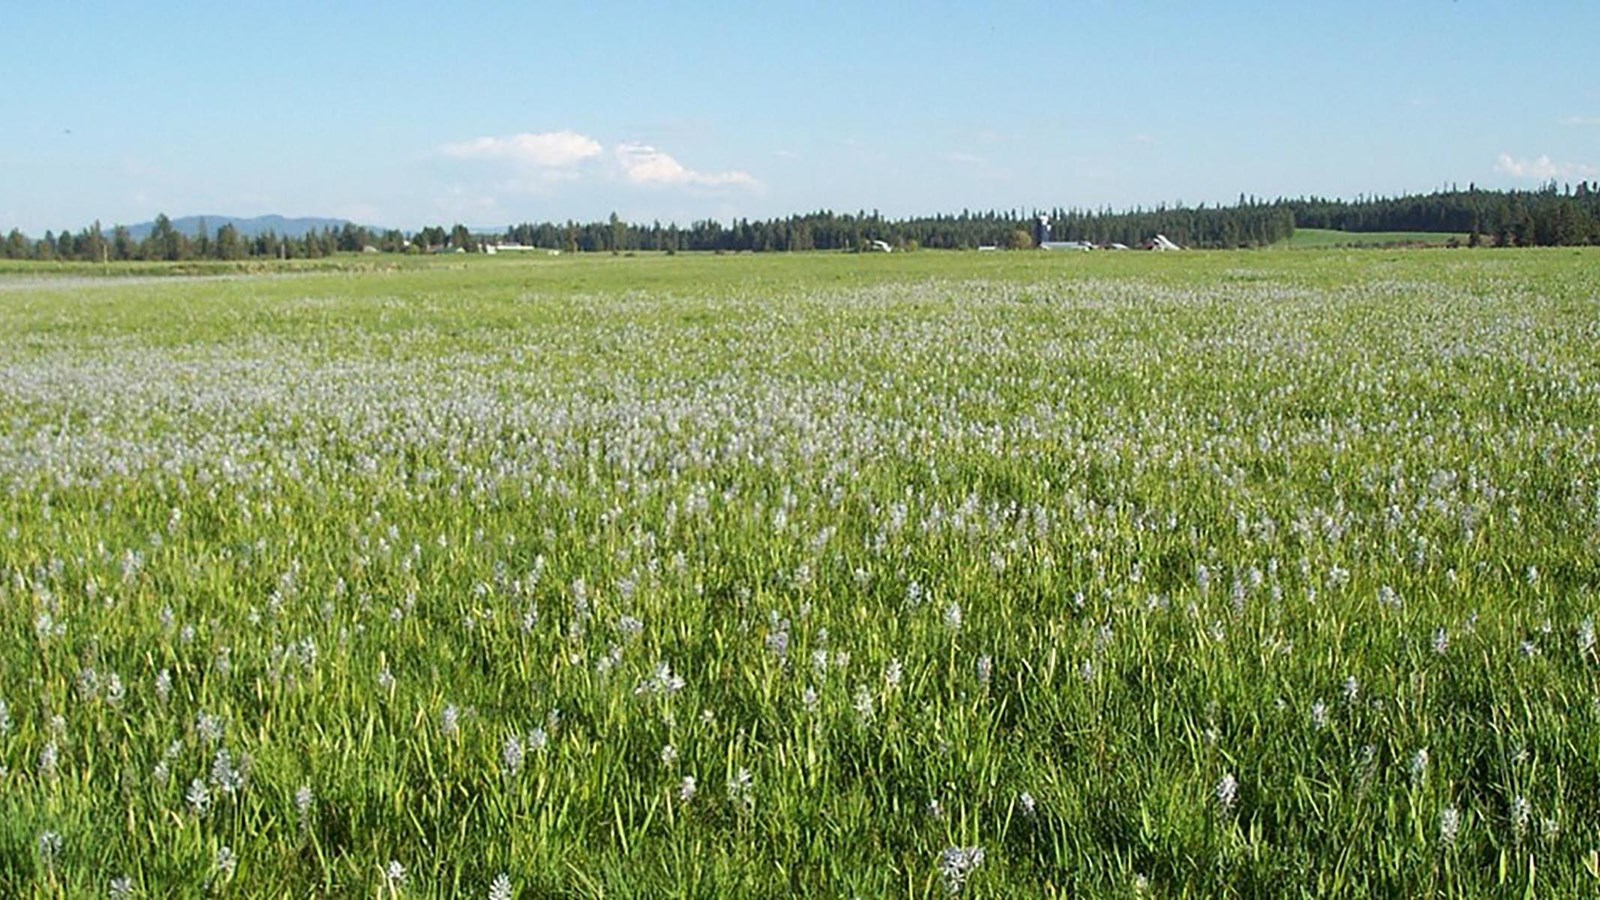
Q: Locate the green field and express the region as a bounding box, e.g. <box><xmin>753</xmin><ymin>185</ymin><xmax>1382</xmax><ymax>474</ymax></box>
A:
<box><xmin>3</xmin><ymin>250</ymin><xmax>1600</xmax><ymax>895</ymax></box>
<box><xmin>1284</xmin><ymin>228</ymin><xmax>1470</xmax><ymax>249</ymax></box>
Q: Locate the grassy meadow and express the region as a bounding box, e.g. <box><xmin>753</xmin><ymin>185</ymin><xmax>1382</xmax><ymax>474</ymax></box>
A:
<box><xmin>2</xmin><ymin>248</ymin><xmax>1600</xmax><ymax>896</ymax></box>
<box><xmin>1282</xmin><ymin>229</ymin><xmax>1470</xmax><ymax>249</ymax></box>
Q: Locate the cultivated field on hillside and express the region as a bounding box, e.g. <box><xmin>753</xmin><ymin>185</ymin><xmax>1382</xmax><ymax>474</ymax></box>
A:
<box><xmin>2</xmin><ymin>250</ymin><xmax>1598</xmax><ymax>896</ymax></box>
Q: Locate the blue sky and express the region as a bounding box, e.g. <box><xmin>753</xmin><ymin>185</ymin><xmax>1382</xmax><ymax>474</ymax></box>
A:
<box><xmin>3</xmin><ymin>0</ymin><xmax>1598</xmax><ymax>234</ymax></box>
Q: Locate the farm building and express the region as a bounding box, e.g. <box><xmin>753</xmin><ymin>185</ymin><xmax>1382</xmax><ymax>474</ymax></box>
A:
<box><xmin>1033</xmin><ymin>214</ymin><xmax>1098</xmax><ymax>250</ymax></box>
<box><xmin>1033</xmin><ymin>214</ymin><xmax>1052</xmax><ymax>248</ymax></box>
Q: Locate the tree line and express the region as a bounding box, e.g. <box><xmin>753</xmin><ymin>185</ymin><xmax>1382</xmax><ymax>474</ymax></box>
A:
<box><xmin>499</xmin><ymin>206</ymin><xmax>1298</xmax><ymax>253</ymax></box>
<box><xmin>1278</xmin><ymin>182</ymin><xmax>1600</xmax><ymax>247</ymax></box>
<box><xmin>0</xmin><ymin>214</ymin><xmax>410</xmax><ymax>263</ymax></box>
<box><xmin>6</xmin><ymin>184</ymin><xmax>1600</xmax><ymax>261</ymax></box>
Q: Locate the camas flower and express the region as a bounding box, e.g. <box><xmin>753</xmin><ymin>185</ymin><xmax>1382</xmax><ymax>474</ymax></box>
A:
<box><xmin>938</xmin><ymin>846</ymin><xmax>984</xmax><ymax>894</ymax></box>
<box><xmin>1439</xmin><ymin>806</ymin><xmax>1460</xmax><ymax>846</ymax></box>
<box><xmin>187</xmin><ymin>778</ymin><xmax>212</xmax><ymax>816</ymax></box>
<box><xmin>1216</xmin><ymin>773</ymin><xmax>1239</xmax><ymax>813</ymax></box>
<box><xmin>943</xmin><ymin>601</ymin><xmax>963</xmax><ymax>632</ymax></box>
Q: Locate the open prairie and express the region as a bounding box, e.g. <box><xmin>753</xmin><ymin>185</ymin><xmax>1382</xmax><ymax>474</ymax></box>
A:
<box><xmin>3</xmin><ymin>249</ymin><xmax>1599</xmax><ymax>895</ymax></box>
<box><xmin>1282</xmin><ymin>228</ymin><xmax>1471</xmax><ymax>249</ymax></box>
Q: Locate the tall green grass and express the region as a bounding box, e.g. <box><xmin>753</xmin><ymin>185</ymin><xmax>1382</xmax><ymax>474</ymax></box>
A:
<box><xmin>1</xmin><ymin>250</ymin><xmax>1598</xmax><ymax>895</ymax></box>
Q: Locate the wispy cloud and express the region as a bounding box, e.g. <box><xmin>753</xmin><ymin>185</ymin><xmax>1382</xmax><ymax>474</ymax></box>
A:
<box><xmin>1561</xmin><ymin>115</ymin><xmax>1600</xmax><ymax>127</ymax></box>
<box><xmin>614</xmin><ymin>143</ymin><xmax>758</xmax><ymax>187</ymax></box>
<box><xmin>1495</xmin><ymin>152</ymin><xmax>1598</xmax><ymax>180</ymax></box>
<box><xmin>440</xmin><ymin>131</ymin><xmax>758</xmax><ymax>193</ymax></box>
<box><xmin>439</xmin><ymin>131</ymin><xmax>603</xmax><ymax>167</ymax></box>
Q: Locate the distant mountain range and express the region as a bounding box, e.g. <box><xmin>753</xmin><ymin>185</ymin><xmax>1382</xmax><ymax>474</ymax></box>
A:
<box><xmin>121</xmin><ymin>215</ymin><xmax>375</xmax><ymax>240</ymax></box>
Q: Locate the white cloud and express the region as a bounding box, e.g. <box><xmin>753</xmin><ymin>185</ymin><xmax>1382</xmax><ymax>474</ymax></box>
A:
<box><xmin>440</xmin><ymin>131</ymin><xmax>603</xmax><ymax>167</ymax></box>
<box><xmin>1561</xmin><ymin>115</ymin><xmax>1600</xmax><ymax>127</ymax></box>
<box><xmin>614</xmin><ymin>142</ymin><xmax>757</xmax><ymax>187</ymax></box>
<box><xmin>1495</xmin><ymin>152</ymin><xmax>1598</xmax><ymax>180</ymax></box>
<box><xmin>437</xmin><ymin>131</ymin><xmax>758</xmax><ymax>193</ymax></box>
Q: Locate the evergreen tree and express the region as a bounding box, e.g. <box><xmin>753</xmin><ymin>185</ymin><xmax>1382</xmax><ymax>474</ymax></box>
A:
<box><xmin>149</xmin><ymin>213</ymin><xmax>186</xmax><ymax>261</ymax></box>
<box><xmin>215</xmin><ymin>223</ymin><xmax>244</xmax><ymax>260</ymax></box>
